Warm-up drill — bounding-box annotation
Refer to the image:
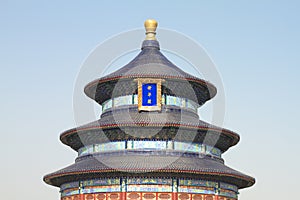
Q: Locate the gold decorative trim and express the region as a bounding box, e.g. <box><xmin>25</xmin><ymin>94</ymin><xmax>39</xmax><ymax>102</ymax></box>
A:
<box><xmin>135</xmin><ymin>78</ymin><xmax>164</xmax><ymax>112</ymax></box>
<box><xmin>144</xmin><ymin>19</ymin><xmax>158</xmax><ymax>40</ymax></box>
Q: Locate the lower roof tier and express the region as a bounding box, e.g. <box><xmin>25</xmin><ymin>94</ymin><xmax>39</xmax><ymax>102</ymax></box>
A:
<box><xmin>60</xmin><ymin>106</ymin><xmax>240</xmax><ymax>152</ymax></box>
<box><xmin>44</xmin><ymin>152</ymin><xmax>255</xmax><ymax>189</ymax></box>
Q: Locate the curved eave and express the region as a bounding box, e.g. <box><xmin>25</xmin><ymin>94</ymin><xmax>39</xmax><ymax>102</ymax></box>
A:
<box><xmin>60</xmin><ymin>123</ymin><xmax>239</xmax><ymax>151</ymax></box>
<box><xmin>84</xmin><ymin>76</ymin><xmax>217</xmax><ymax>105</ymax></box>
<box><xmin>45</xmin><ymin>169</ymin><xmax>254</xmax><ymax>188</ymax></box>
<box><xmin>44</xmin><ymin>155</ymin><xmax>254</xmax><ymax>189</ymax></box>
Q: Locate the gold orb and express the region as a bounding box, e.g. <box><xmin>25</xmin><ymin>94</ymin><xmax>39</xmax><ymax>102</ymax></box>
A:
<box><xmin>144</xmin><ymin>19</ymin><xmax>158</xmax><ymax>31</ymax></box>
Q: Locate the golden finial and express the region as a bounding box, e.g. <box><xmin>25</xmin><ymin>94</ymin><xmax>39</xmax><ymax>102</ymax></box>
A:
<box><xmin>144</xmin><ymin>19</ymin><xmax>158</xmax><ymax>40</ymax></box>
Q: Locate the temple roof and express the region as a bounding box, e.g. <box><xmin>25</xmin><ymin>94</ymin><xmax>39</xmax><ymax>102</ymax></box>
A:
<box><xmin>44</xmin><ymin>153</ymin><xmax>255</xmax><ymax>189</ymax></box>
<box><xmin>60</xmin><ymin>106</ymin><xmax>240</xmax><ymax>152</ymax></box>
<box><xmin>44</xmin><ymin>19</ymin><xmax>255</xmax><ymax>191</ymax></box>
<box><xmin>84</xmin><ymin>40</ymin><xmax>216</xmax><ymax>106</ymax></box>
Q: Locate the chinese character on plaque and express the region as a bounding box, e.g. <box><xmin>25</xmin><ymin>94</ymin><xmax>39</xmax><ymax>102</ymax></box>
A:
<box><xmin>135</xmin><ymin>78</ymin><xmax>163</xmax><ymax>111</ymax></box>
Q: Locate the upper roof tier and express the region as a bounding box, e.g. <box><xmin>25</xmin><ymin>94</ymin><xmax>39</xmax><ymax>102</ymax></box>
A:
<box><xmin>84</xmin><ymin>20</ymin><xmax>217</xmax><ymax>106</ymax></box>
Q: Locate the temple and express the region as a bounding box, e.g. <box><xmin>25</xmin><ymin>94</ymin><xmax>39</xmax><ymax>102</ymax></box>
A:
<box><xmin>44</xmin><ymin>19</ymin><xmax>255</xmax><ymax>200</ymax></box>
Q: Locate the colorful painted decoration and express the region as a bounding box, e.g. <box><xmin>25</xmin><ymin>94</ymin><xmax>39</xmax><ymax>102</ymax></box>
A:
<box><xmin>101</xmin><ymin>94</ymin><xmax>198</xmax><ymax>112</ymax></box>
<box><xmin>60</xmin><ymin>178</ymin><xmax>238</xmax><ymax>199</ymax></box>
<box><xmin>77</xmin><ymin>141</ymin><xmax>222</xmax><ymax>158</ymax></box>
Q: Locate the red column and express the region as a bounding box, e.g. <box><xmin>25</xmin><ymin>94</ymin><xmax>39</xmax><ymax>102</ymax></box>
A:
<box><xmin>172</xmin><ymin>192</ymin><xmax>178</xmax><ymax>200</ymax></box>
<box><xmin>80</xmin><ymin>194</ymin><xmax>84</xmax><ymax>200</ymax></box>
<box><xmin>120</xmin><ymin>192</ymin><xmax>126</xmax><ymax>200</ymax></box>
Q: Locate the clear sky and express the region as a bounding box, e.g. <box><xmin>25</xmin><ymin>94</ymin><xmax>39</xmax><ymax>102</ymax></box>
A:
<box><xmin>1</xmin><ymin>1</ymin><xmax>299</xmax><ymax>200</ymax></box>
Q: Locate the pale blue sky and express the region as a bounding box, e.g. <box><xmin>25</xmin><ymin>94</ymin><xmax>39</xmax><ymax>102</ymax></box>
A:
<box><xmin>1</xmin><ymin>1</ymin><xmax>300</xmax><ymax>200</ymax></box>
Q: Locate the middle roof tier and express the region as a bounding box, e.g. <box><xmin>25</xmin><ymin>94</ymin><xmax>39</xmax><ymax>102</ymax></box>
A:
<box><xmin>60</xmin><ymin>105</ymin><xmax>239</xmax><ymax>152</ymax></box>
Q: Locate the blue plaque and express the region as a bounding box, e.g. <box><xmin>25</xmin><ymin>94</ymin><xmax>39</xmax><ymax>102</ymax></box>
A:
<box><xmin>136</xmin><ymin>78</ymin><xmax>163</xmax><ymax>111</ymax></box>
<box><xmin>142</xmin><ymin>83</ymin><xmax>157</xmax><ymax>106</ymax></box>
